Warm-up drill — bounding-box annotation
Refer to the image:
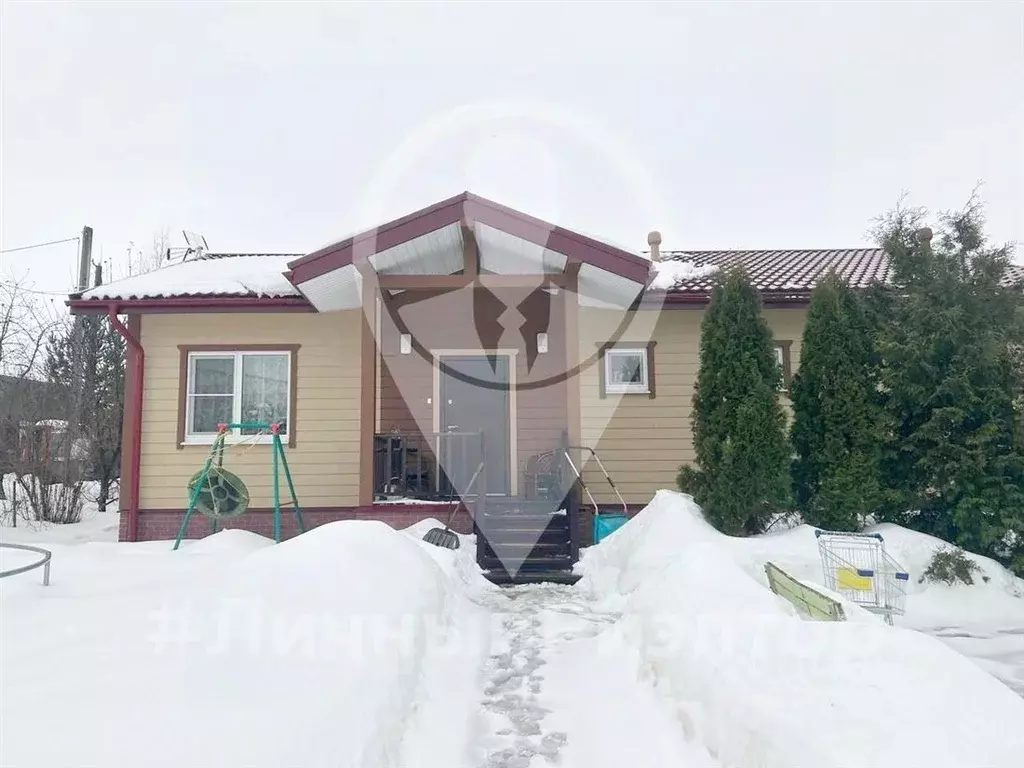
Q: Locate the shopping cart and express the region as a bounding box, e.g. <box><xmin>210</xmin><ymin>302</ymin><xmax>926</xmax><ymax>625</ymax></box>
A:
<box><xmin>815</xmin><ymin>529</ymin><xmax>910</xmax><ymax>626</ymax></box>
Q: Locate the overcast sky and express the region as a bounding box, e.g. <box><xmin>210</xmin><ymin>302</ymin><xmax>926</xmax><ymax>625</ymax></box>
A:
<box><xmin>2</xmin><ymin>1</ymin><xmax>1022</xmax><ymax>295</ymax></box>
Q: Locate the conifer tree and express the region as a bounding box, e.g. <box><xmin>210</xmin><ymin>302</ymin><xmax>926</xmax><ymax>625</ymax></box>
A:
<box><xmin>46</xmin><ymin>314</ymin><xmax>125</xmax><ymax>512</ymax></box>
<box><xmin>873</xmin><ymin>195</ymin><xmax>1024</xmax><ymax>573</ymax></box>
<box><xmin>790</xmin><ymin>272</ymin><xmax>883</xmax><ymax>530</ymax></box>
<box><xmin>678</xmin><ymin>268</ymin><xmax>791</xmax><ymax>534</ymax></box>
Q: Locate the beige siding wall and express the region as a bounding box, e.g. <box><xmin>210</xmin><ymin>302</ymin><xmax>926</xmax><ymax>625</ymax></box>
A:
<box><xmin>138</xmin><ymin>312</ymin><xmax>363</xmax><ymax>510</ymax></box>
<box><xmin>578</xmin><ymin>306</ymin><xmax>807</xmax><ymax>503</ymax></box>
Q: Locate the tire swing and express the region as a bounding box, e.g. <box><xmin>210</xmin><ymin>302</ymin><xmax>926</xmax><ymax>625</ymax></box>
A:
<box><xmin>172</xmin><ymin>421</ymin><xmax>306</xmax><ymax>550</ymax></box>
<box><xmin>186</xmin><ymin>464</ymin><xmax>250</xmax><ymax>519</ymax></box>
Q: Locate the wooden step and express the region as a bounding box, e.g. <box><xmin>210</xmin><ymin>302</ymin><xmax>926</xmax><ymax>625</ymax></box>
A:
<box><xmin>479</xmin><ymin>528</ymin><xmax>570</xmax><ymax>545</ymax></box>
<box><xmin>482</xmin><ymin>541</ymin><xmax>571</xmax><ymax>558</ymax></box>
<box><xmin>484</xmin><ymin>499</ymin><xmax>567</xmax><ymax>512</ymax></box>
<box><xmin>479</xmin><ymin>513</ymin><xmax>569</xmax><ymax>530</ymax></box>
<box><xmin>484</xmin><ymin>570</ymin><xmax>581</xmax><ymax>586</ymax></box>
<box><xmin>479</xmin><ymin>554</ymin><xmax>573</xmax><ymax>572</ymax></box>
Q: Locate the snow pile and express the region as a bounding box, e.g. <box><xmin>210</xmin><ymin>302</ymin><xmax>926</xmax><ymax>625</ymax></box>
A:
<box><xmin>648</xmin><ymin>259</ymin><xmax>719</xmax><ymax>290</ymax></box>
<box><xmin>0</xmin><ymin>520</ymin><xmax>487</xmax><ymax>768</ymax></box>
<box><xmin>578</xmin><ymin>491</ymin><xmax>1024</xmax><ymax>767</ymax></box>
<box><xmin>79</xmin><ymin>254</ymin><xmax>300</xmax><ymax>300</ymax></box>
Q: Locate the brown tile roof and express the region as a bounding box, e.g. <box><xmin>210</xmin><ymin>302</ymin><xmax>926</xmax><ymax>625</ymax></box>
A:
<box><xmin>658</xmin><ymin>248</ymin><xmax>891</xmax><ymax>298</ymax></box>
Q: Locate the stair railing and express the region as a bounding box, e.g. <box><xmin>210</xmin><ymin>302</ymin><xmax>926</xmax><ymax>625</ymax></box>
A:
<box><xmin>560</xmin><ymin>445</ymin><xmax>628</xmax><ymax>517</ymax></box>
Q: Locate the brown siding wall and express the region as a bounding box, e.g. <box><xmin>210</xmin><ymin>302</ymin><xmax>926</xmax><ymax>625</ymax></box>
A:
<box><xmin>376</xmin><ymin>287</ymin><xmax>571</xmax><ymax>491</ymax></box>
<box><xmin>577</xmin><ymin>306</ymin><xmax>807</xmax><ymax>504</ymax></box>
<box><xmin>138</xmin><ymin>312</ymin><xmax>363</xmax><ymax>511</ymax></box>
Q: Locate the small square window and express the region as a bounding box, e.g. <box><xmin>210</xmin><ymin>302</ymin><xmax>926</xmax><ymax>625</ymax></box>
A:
<box><xmin>604</xmin><ymin>348</ymin><xmax>650</xmax><ymax>394</ymax></box>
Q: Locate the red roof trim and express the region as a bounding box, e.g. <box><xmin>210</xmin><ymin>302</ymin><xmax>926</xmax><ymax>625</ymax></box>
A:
<box><xmin>67</xmin><ymin>296</ymin><xmax>315</xmax><ymax>315</ymax></box>
<box><xmin>286</xmin><ymin>191</ymin><xmax>651</xmax><ymax>285</ymax></box>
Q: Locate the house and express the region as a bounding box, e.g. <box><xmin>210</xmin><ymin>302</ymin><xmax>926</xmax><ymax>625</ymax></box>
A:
<box><xmin>0</xmin><ymin>376</ymin><xmax>89</xmax><ymax>482</ymax></box>
<box><xmin>67</xmin><ymin>192</ymin><xmax>892</xmax><ymax>583</ymax></box>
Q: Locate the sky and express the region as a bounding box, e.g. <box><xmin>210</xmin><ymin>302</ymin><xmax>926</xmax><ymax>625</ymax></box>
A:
<box><xmin>1</xmin><ymin>1</ymin><xmax>1022</xmax><ymax>297</ymax></box>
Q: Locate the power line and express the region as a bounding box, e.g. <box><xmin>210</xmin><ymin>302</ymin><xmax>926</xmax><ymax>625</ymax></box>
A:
<box><xmin>0</xmin><ymin>280</ymin><xmax>73</xmax><ymax>297</ymax></box>
<box><xmin>0</xmin><ymin>236</ymin><xmax>80</xmax><ymax>254</ymax></box>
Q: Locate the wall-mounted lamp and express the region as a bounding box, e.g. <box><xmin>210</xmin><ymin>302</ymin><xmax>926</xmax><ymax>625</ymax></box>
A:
<box><xmin>536</xmin><ymin>332</ymin><xmax>549</xmax><ymax>354</ymax></box>
<box><xmin>400</xmin><ymin>333</ymin><xmax>412</xmax><ymax>354</ymax></box>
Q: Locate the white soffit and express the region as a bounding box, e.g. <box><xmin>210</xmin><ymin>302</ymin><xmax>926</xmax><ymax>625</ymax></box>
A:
<box><xmin>577</xmin><ymin>263</ymin><xmax>646</xmax><ymax>309</ymax></box>
<box><xmin>369</xmin><ymin>222</ymin><xmax>463</xmax><ymax>276</ymax></box>
<box><xmin>475</xmin><ymin>222</ymin><xmax>567</xmax><ymax>275</ymax></box>
<box><xmin>298</xmin><ymin>263</ymin><xmax>362</xmax><ymax>311</ymax></box>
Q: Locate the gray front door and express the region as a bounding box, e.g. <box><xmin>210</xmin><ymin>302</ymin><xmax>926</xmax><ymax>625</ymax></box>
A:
<box><xmin>439</xmin><ymin>355</ymin><xmax>511</xmax><ymax>496</ymax></box>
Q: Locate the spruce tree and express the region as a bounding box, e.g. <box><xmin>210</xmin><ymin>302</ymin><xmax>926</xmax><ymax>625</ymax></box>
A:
<box><xmin>678</xmin><ymin>268</ymin><xmax>791</xmax><ymax>534</ymax></box>
<box><xmin>873</xmin><ymin>196</ymin><xmax>1024</xmax><ymax>573</ymax></box>
<box><xmin>46</xmin><ymin>314</ymin><xmax>125</xmax><ymax>512</ymax></box>
<box><xmin>790</xmin><ymin>272</ymin><xmax>883</xmax><ymax>531</ymax></box>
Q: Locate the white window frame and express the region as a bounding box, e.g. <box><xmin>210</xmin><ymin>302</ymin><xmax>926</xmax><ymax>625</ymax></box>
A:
<box><xmin>774</xmin><ymin>342</ymin><xmax>791</xmax><ymax>391</ymax></box>
<box><xmin>604</xmin><ymin>347</ymin><xmax>650</xmax><ymax>394</ymax></box>
<box><xmin>183</xmin><ymin>350</ymin><xmax>292</xmax><ymax>445</ymax></box>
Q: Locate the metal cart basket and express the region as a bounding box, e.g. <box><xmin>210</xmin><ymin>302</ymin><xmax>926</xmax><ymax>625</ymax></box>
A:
<box><xmin>815</xmin><ymin>529</ymin><xmax>910</xmax><ymax>625</ymax></box>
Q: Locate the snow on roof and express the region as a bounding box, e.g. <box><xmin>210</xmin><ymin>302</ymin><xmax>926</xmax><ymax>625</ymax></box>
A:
<box><xmin>79</xmin><ymin>254</ymin><xmax>302</xmax><ymax>301</ymax></box>
<box><xmin>72</xmin><ymin>246</ymin><xmax>1024</xmax><ymax>304</ymax></box>
<box><xmin>657</xmin><ymin>248</ymin><xmax>891</xmax><ymax>295</ymax></box>
<box><xmin>648</xmin><ymin>259</ymin><xmax>719</xmax><ymax>291</ymax></box>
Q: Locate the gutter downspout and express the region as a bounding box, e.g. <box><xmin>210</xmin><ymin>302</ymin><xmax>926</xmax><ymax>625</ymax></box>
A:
<box><xmin>107</xmin><ymin>305</ymin><xmax>144</xmax><ymax>542</ymax></box>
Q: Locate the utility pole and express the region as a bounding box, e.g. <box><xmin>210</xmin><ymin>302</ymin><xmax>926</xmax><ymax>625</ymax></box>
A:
<box><xmin>77</xmin><ymin>226</ymin><xmax>94</xmax><ymax>292</ymax></box>
<box><xmin>69</xmin><ymin>226</ymin><xmax>94</xmax><ymax>484</ymax></box>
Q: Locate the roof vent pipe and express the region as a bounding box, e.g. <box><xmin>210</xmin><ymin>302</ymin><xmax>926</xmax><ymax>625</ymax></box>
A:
<box><xmin>647</xmin><ymin>230</ymin><xmax>662</xmax><ymax>263</ymax></box>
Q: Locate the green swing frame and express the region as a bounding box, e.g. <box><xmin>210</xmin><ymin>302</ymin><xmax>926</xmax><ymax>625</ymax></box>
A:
<box><xmin>172</xmin><ymin>421</ymin><xmax>305</xmax><ymax>550</ymax></box>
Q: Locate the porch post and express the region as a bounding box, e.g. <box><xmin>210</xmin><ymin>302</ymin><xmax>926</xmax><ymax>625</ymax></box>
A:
<box><xmin>563</xmin><ymin>263</ymin><xmax>583</xmax><ymax>554</ymax></box>
<box><xmin>358</xmin><ymin>268</ymin><xmax>377</xmax><ymax>506</ymax></box>
<box><xmin>563</xmin><ymin>263</ymin><xmax>581</xmax><ymax>449</ymax></box>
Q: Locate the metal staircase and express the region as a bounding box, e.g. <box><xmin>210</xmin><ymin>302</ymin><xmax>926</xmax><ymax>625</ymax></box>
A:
<box><xmin>476</xmin><ymin>444</ymin><xmax>627</xmax><ymax>586</ymax></box>
<box><xmin>477</xmin><ymin>499</ymin><xmax>578</xmax><ymax>585</ymax></box>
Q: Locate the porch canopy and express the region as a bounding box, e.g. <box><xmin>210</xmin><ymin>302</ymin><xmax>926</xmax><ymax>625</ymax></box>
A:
<box><xmin>285</xmin><ymin>192</ymin><xmax>653</xmax><ymax>311</ymax></box>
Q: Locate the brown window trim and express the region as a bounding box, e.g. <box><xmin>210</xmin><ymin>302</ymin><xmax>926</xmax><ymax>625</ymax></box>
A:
<box><xmin>774</xmin><ymin>340</ymin><xmax>793</xmax><ymax>391</ymax></box>
<box><xmin>177</xmin><ymin>344</ymin><xmax>300</xmax><ymax>449</ymax></box>
<box><xmin>596</xmin><ymin>341</ymin><xmax>657</xmax><ymax>399</ymax></box>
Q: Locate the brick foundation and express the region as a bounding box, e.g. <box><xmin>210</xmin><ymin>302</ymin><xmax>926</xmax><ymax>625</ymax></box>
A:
<box><xmin>124</xmin><ymin>504</ymin><xmax>474</xmax><ymax>543</ymax></box>
<box><xmin>120</xmin><ymin>502</ymin><xmax>643</xmax><ymax>546</ymax></box>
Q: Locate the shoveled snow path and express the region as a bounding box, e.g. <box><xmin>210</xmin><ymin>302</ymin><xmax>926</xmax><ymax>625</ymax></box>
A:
<box><xmin>468</xmin><ymin>583</ymin><xmax>718</xmax><ymax>768</ymax></box>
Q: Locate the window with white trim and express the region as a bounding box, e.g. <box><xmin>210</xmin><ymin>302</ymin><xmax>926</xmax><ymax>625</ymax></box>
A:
<box><xmin>604</xmin><ymin>348</ymin><xmax>650</xmax><ymax>394</ymax></box>
<box><xmin>774</xmin><ymin>342</ymin><xmax>792</xmax><ymax>390</ymax></box>
<box><xmin>185</xmin><ymin>351</ymin><xmax>291</xmax><ymax>440</ymax></box>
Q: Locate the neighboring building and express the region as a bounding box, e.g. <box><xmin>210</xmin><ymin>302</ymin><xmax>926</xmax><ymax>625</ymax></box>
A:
<box><xmin>68</xmin><ymin>192</ymin><xmax>896</xmax><ymax>582</ymax></box>
<box><xmin>0</xmin><ymin>376</ymin><xmax>87</xmax><ymax>482</ymax></box>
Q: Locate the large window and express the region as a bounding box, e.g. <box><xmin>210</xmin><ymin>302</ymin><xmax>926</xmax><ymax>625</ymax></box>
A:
<box><xmin>599</xmin><ymin>342</ymin><xmax>656</xmax><ymax>397</ymax></box>
<box><xmin>183</xmin><ymin>350</ymin><xmax>293</xmax><ymax>442</ymax></box>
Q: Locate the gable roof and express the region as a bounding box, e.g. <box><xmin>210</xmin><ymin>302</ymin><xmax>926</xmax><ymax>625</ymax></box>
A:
<box><xmin>287</xmin><ymin>191</ymin><xmax>652</xmax><ymax>286</ymax></box>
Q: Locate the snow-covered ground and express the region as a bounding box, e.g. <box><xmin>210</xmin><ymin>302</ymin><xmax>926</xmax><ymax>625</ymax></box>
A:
<box><xmin>577</xmin><ymin>490</ymin><xmax>1024</xmax><ymax>766</ymax></box>
<box><xmin>714</xmin><ymin>508</ymin><xmax>1024</xmax><ymax>696</ymax></box>
<box><xmin>1</xmin><ymin>516</ymin><xmax>491</xmax><ymax>767</ymax></box>
<box><xmin>3</xmin><ymin>491</ymin><xmax>1024</xmax><ymax>767</ymax></box>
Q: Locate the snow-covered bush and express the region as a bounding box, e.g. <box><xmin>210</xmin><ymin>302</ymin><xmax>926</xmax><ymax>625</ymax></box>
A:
<box><xmin>920</xmin><ymin>546</ymin><xmax>985</xmax><ymax>586</ymax></box>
